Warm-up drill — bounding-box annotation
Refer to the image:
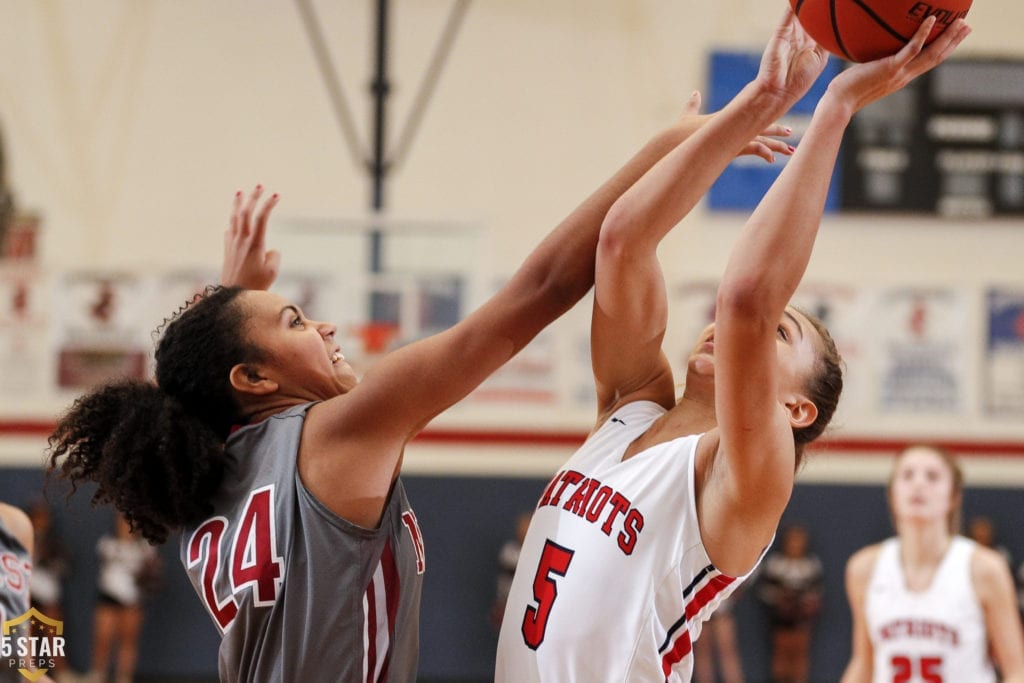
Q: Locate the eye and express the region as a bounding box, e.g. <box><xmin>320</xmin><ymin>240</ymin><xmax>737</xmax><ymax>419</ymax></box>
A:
<box><xmin>777</xmin><ymin>325</ymin><xmax>789</xmax><ymax>341</ymax></box>
<box><xmin>290</xmin><ymin>315</ymin><xmax>305</xmax><ymax>328</ymax></box>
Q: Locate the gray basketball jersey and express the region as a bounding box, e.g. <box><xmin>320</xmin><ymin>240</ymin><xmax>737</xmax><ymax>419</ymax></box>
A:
<box><xmin>180</xmin><ymin>403</ymin><xmax>425</xmax><ymax>682</ymax></box>
<box><xmin>0</xmin><ymin>517</ymin><xmax>32</xmax><ymax>683</ymax></box>
<box><xmin>0</xmin><ymin>517</ymin><xmax>30</xmax><ymax>626</ymax></box>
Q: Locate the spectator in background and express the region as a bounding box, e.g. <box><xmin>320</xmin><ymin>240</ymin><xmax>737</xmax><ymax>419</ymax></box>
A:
<box><xmin>27</xmin><ymin>501</ymin><xmax>71</xmax><ymax>678</ymax></box>
<box><xmin>84</xmin><ymin>513</ymin><xmax>161</xmax><ymax>683</ymax></box>
<box><xmin>967</xmin><ymin>515</ymin><xmax>1014</xmax><ymax>568</ymax></box>
<box><xmin>756</xmin><ymin>524</ymin><xmax>824</xmax><ymax>683</ymax></box>
<box><xmin>693</xmin><ymin>590</ymin><xmax>746</xmax><ymax>683</ymax></box>
<box><xmin>491</xmin><ymin>512</ymin><xmax>532</xmax><ymax>630</ymax></box>
<box><xmin>27</xmin><ymin>500</ymin><xmax>70</xmax><ymax>619</ymax></box>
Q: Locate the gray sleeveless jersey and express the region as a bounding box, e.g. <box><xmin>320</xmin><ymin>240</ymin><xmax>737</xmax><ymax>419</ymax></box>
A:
<box><xmin>0</xmin><ymin>517</ymin><xmax>30</xmax><ymax>625</ymax></box>
<box><xmin>180</xmin><ymin>403</ymin><xmax>425</xmax><ymax>682</ymax></box>
<box><xmin>0</xmin><ymin>517</ymin><xmax>32</xmax><ymax>683</ymax></box>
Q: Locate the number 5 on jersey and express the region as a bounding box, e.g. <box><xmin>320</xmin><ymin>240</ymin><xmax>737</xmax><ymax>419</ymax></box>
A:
<box><xmin>521</xmin><ymin>540</ymin><xmax>574</xmax><ymax>649</ymax></box>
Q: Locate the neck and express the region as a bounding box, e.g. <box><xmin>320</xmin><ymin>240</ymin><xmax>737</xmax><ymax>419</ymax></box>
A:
<box><xmin>241</xmin><ymin>397</ymin><xmax>309</xmax><ymax>426</ymax></box>
<box><xmin>667</xmin><ymin>393</ymin><xmax>717</xmax><ymax>434</ymax></box>
<box><xmin>897</xmin><ymin>519</ymin><xmax>952</xmax><ymax>567</ymax></box>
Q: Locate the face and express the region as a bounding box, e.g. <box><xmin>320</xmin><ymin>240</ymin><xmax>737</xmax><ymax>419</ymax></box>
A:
<box><xmin>889</xmin><ymin>446</ymin><xmax>958</xmax><ymax>527</ymax></box>
<box><xmin>239</xmin><ymin>290</ymin><xmax>358</xmax><ymax>401</ymax></box>
<box><xmin>685</xmin><ymin>307</ymin><xmax>822</xmax><ymax>408</ymax></box>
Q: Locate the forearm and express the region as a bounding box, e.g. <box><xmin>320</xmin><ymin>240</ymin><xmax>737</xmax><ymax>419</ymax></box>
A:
<box><xmin>506</xmin><ymin>89</ymin><xmax>783</xmax><ymax>311</ymax></box>
<box><xmin>720</xmin><ymin>94</ymin><xmax>853</xmax><ymax>308</ymax></box>
<box><xmin>604</xmin><ymin>83</ymin><xmax>791</xmax><ymax>251</ymax></box>
<box><xmin>504</xmin><ymin>118</ymin><xmax>705</xmax><ymax>309</ymax></box>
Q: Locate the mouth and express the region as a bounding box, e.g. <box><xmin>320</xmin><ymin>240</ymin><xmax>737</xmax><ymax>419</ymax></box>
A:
<box><xmin>331</xmin><ymin>349</ymin><xmax>345</xmax><ymax>364</ymax></box>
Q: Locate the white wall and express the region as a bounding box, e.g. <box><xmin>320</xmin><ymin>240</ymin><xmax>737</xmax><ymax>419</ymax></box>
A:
<box><xmin>1</xmin><ymin>0</ymin><xmax>1022</xmax><ymax>448</ymax></box>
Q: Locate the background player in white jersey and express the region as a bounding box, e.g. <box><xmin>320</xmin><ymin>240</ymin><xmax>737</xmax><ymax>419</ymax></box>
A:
<box><xmin>841</xmin><ymin>445</ymin><xmax>1024</xmax><ymax>683</ymax></box>
<box><xmin>45</xmin><ymin>79</ymin><xmax>793</xmax><ymax>681</ymax></box>
<box><xmin>496</xmin><ymin>14</ymin><xmax>970</xmax><ymax>683</ymax></box>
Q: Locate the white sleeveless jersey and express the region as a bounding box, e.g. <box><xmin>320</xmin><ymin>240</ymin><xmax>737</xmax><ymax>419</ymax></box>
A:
<box><xmin>496</xmin><ymin>401</ymin><xmax>759</xmax><ymax>683</ymax></box>
<box><xmin>866</xmin><ymin>536</ymin><xmax>995</xmax><ymax>683</ymax></box>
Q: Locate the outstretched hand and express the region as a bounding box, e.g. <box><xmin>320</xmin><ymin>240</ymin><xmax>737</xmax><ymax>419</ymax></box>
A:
<box><xmin>826</xmin><ymin>17</ymin><xmax>971</xmax><ymax>115</ymax></box>
<box><xmin>221</xmin><ymin>185</ymin><xmax>281</xmax><ymax>290</ymax></box>
<box><xmin>679</xmin><ymin>91</ymin><xmax>794</xmax><ymax>164</ymax></box>
<box><xmin>757</xmin><ymin>9</ymin><xmax>830</xmax><ymax>105</ymax></box>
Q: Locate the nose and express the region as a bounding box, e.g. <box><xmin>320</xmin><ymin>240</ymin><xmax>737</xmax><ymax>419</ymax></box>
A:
<box><xmin>318</xmin><ymin>321</ymin><xmax>337</xmax><ymax>339</ymax></box>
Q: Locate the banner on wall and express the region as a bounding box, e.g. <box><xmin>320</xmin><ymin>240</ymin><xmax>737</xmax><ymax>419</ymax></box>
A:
<box><xmin>984</xmin><ymin>287</ymin><xmax>1024</xmax><ymax>416</ymax></box>
<box><xmin>0</xmin><ymin>266</ymin><xmax>49</xmax><ymax>398</ymax></box>
<box><xmin>874</xmin><ymin>287</ymin><xmax>969</xmax><ymax>414</ymax></box>
<box><xmin>471</xmin><ymin>277</ymin><xmax>558</xmax><ymax>404</ymax></box>
<box><xmin>55</xmin><ymin>273</ymin><xmax>151</xmax><ymax>389</ymax></box>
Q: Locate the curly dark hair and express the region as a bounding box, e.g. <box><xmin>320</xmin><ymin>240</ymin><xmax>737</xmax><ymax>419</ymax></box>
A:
<box><xmin>47</xmin><ymin>285</ymin><xmax>263</xmax><ymax>544</ymax></box>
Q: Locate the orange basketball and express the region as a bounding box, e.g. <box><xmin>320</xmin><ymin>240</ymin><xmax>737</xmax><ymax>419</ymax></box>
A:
<box><xmin>789</xmin><ymin>0</ymin><xmax>973</xmax><ymax>62</ymax></box>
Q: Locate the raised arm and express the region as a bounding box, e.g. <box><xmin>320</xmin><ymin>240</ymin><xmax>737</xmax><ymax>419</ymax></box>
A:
<box><xmin>591</xmin><ymin>10</ymin><xmax>830</xmax><ymax>416</ymax></box>
<box><xmin>292</xmin><ymin>85</ymin><xmax>769</xmax><ymax>525</ymax></box>
<box><xmin>712</xmin><ymin>18</ymin><xmax>970</xmax><ymax>540</ymax></box>
<box><xmin>313</xmin><ymin>93</ymin><xmax>783</xmax><ymax>441</ymax></box>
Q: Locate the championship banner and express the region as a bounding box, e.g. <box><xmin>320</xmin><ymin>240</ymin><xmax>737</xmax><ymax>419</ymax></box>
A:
<box><xmin>0</xmin><ymin>267</ymin><xmax>49</xmax><ymax>399</ymax></box>
<box><xmin>984</xmin><ymin>287</ymin><xmax>1024</xmax><ymax>416</ymax></box>
<box><xmin>55</xmin><ymin>272</ymin><xmax>151</xmax><ymax>389</ymax></box>
<box><xmin>874</xmin><ymin>287</ymin><xmax>969</xmax><ymax>414</ymax></box>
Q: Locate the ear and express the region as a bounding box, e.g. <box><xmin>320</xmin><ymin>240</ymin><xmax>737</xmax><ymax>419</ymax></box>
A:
<box><xmin>229</xmin><ymin>363</ymin><xmax>279</xmax><ymax>396</ymax></box>
<box><xmin>784</xmin><ymin>395</ymin><xmax>818</xmax><ymax>431</ymax></box>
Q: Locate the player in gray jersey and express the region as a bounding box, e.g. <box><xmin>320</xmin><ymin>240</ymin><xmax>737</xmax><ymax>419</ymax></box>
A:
<box><xmin>46</xmin><ymin>102</ymin><xmax>794</xmax><ymax>677</ymax></box>
<box><xmin>0</xmin><ymin>502</ymin><xmax>34</xmax><ymax>683</ymax></box>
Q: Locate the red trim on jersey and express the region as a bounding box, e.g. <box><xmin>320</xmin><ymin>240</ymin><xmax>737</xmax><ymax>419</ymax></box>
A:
<box><xmin>363</xmin><ymin>540</ymin><xmax>402</xmax><ymax>683</ymax></box>
<box><xmin>660</xmin><ymin>574</ymin><xmax>735</xmax><ymax>678</ymax></box>
<box><xmin>379</xmin><ymin>540</ymin><xmax>401</xmax><ymax>682</ymax></box>
<box><xmin>365</xmin><ymin>578</ymin><xmax>379</xmax><ymax>683</ymax></box>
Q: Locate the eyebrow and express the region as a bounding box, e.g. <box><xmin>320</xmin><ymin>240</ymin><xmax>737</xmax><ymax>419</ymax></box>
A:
<box><xmin>783</xmin><ymin>310</ymin><xmax>804</xmax><ymax>340</ymax></box>
<box><xmin>280</xmin><ymin>305</ymin><xmax>302</xmax><ymax>321</ymax></box>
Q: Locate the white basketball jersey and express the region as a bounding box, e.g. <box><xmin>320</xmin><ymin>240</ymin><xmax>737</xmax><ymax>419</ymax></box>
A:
<box><xmin>866</xmin><ymin>536</ymin><xmax>995</xmax><ymax>683</ymax></box>
<box><xmin>495</xmin><ymin>401</ymin><xmax>758</xmax><ymax>683</ymax></box>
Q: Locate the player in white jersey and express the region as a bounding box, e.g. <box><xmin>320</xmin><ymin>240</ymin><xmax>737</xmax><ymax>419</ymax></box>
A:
<box><xmin>841</xmin><ymin>445</ymin><xmax>1024</xmax><ymax>683</ymax></box>
<box><xmin>497</xmin><ymin>14</ymin><xmax>971</xmax><ymax>683</ymax></box>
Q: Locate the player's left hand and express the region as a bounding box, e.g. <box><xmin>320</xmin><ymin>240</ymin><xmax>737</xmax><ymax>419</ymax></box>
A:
<box><xmin>221</xmin><ymin>184</ymin><xmax>281</xmax><ymax>290</ymax></box>
<box><xmin>678</xmin><ymin>91</ymin><xmax>794</xmax><ymax>164</ymax></box>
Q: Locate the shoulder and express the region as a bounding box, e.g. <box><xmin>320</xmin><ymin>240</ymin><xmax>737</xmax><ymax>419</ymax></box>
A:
<box><xmin>0</xmin><ymin>503</ymin><xmax>32</xmax><ymax>555</ymax></box>
<box><xmin>970</xmin><ymin>543</ymin><xmax>1016</xmax><ymax>602</ymax></box>
<box><xmin>591</xmin><ymin>399</ymin><xmax>668</xmax><ymax>436</ymax></box>
<box><xmin>846</xmin><ymin>543</ymin><xmax>884</xmax><ymax>586</ymax></box>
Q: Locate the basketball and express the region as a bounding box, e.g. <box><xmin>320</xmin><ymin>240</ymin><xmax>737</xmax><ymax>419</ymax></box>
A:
<box><xmin>789</xmin><ymin>0</ymin><xmax>972</xmax><ymax>62</ymax></box>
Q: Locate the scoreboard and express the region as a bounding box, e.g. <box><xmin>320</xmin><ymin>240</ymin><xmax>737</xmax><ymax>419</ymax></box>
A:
<box><xmin>709</xmin><ymin>52</ymin><xmax>1024</xmax><ymax>217</ymax></box>
<box><xmin>842</xmin><ymin>59</ymin><xmax>1024</xmax><ymax>217</ymax></box>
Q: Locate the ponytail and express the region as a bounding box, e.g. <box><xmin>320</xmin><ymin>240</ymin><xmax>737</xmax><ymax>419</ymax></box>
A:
<box><xmin>48</xmin><ymin>380</ymin><xmax>226</xmax><ymax>544</ymax></box>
